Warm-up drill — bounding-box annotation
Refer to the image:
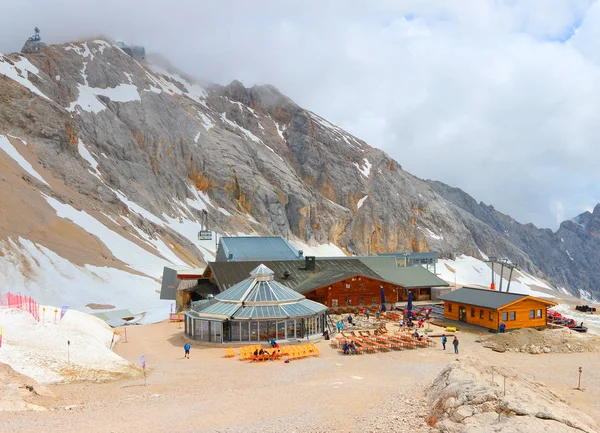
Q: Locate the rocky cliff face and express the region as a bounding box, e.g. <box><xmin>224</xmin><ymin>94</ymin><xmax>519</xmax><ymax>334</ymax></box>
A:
<box><xmin>0</xmin><ymin>38</ymin><xmax>596</xmax><ymax>303</ymax></box>
<box><xmin>428</xmin><ymin>180</ymin><xmax>600</xmax><ymax>299</ymax></box>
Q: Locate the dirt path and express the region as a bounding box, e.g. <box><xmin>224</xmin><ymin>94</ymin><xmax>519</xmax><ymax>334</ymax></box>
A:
<box><xmin>2</xmin><ymin>321</ymin><xmax>599</xmax><ymax>432</ymax></box>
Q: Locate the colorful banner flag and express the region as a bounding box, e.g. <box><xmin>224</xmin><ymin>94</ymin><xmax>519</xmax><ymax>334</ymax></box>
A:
<box><xmin>60</xmin><ymin>305</ymin><xmax>69</xmax><ymax>320</ymax></box>
<box><xmin>141</xmin><ymin>354</ymin><xmax>146</xmax><ymax>371</ymax></box>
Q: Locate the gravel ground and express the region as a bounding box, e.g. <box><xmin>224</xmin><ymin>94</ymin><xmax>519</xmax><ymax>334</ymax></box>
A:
<box><xmin>2</xmin><ymin>319</ymin><xmax>599</xmax><ymax>432</ymax></box>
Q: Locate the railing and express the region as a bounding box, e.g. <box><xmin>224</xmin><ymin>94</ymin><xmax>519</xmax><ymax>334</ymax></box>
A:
<box><xmin>0</xmin><ymin>292</ymin><xmax>40</xmax><ymax>321</ymax></box>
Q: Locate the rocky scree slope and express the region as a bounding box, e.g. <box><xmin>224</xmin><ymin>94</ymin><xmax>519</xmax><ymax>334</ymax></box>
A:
<box><xmin>428</xmin><ymin>180</ymin><xmax>600</xmax><ymax>300</ymax></box>
<box><xmin>0</xmin><ymin>38</ymin><xmax>588</xmax><ymax>299</ymax></box>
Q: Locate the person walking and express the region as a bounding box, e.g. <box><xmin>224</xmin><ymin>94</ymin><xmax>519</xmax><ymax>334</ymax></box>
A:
<box><xmin>441</xmin><ymin>334</ymin><xmax>447</xmax><ymax>350</ymax></box>
<box><xmin>365</xmin><ymin>308</ymin><xmax>370</xmax><ymax>320</ymax></box>
<box><xmin>184</xmin><ymin>341</ymin><xmax>191</xmax><ymax>359</ymax></box>
<box><xmin>452</xmin><ymin>336</ymin><xmax>459</xmax><ymax>354</ymax></box>
<box><xmin>336</xmin><ymin>320</ymin><xmax>342</xmax><ymax>333</ymax></box>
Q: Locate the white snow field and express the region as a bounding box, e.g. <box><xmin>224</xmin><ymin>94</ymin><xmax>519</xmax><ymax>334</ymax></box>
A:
<box><xmin>436</xmin><ymin>254</ymin><xmax>555</xmax><ymax>297</ymax></box>
<box><xmin>0</xmin><ymin>307</ymin><xmax>138</xmax><ymax>384</ymax></box>
<box><xmin>0</xmin><ymin>135</ymin><xmax>49</xmax><ymax>185</ymax></box>
<box><xmin>0</xmin><ymin>237</ymin><xmax>172</xmax><ymax>324</ymax></box>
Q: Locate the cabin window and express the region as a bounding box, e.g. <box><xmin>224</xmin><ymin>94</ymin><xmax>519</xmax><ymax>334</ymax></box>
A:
<box><xmin>371</xmin><ymin>297</ymin><xmax>378</xmax><ymax>305</ymax></box>
<box><xmin>509</xmin><ymin>311</ymin><xmax>516</xmax><ymax>321</ymax></box>
<box><xmin>536</xmin><ymin>309</ymin><xmax>542</xmax><ymax>318</ymax></box>
<box><xmin>479</xmin><ymin>310</ymin><xmax>484</xmax><ymax>319</ymax></box>
<box><xmin>448</xmin><ymin>303</ymin><xmax>452</xmax><ymax>312</ymax></box>
<box><xmin>345</xmin><ymin>298</ymin><xmax>352</xmax><ymax>306</ymax></box>
<box><xmin>489</xmin><ymin>311</ymin><xmax>493</xmax><ymax>321</ymax></box>
<box><xmin>358</xmin><ymin>297</ymin><xmax>364</xmax><ymax>306</ymax></box>
<box><xmin>470</xmin><ymin>308</ymin><xmax>475</xmax><ymax>318</ymax></box>
<box><xmin>331</xmin><ymin>299</ymin><xmax>338</xmax><ymax>307</ymax></box>
<box><xmin>502</xmin><ymin>312</ymin><xmax>508</xmax><ymax>321</ymax></box>
<box><xmin>529</xmin><ymin>310</ymin><xmax>535</xmax><ymax>319</ymax></box>
<box><xmin>345</xmin><ymin>284</ymin><xmax>351</xmax><ymax>289</ymax></box>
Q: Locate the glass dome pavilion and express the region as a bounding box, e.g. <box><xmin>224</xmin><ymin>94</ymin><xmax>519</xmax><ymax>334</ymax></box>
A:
<box><xmin>184</xmin><ymin>264</ymin><xmax>328</xmax><ymax>343</ymax></box>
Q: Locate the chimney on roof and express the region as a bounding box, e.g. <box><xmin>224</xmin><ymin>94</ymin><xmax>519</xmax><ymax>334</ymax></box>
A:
<box><xmin>228</xmin><ymin>253</ymin><xmax>233</xmax><ymax>261</ymax></box>
<box><xmin>305</xmin><ymin>256</ymin><xmax>316</xmax><ymax>271</ymax></box>
<box><xmin>283</xmin><ymin>270</ymin><xmax>291</xmax><ymax>279</ymax></box>
<box><xmin>298</xmin><ymin>250</ymin><xmax>304</xmax><ymax>258</ymax></box>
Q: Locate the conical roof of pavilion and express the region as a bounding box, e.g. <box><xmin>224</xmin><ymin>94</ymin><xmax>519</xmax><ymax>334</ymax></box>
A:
<box><xmin>216</xmin><ymin>264</ymin><xmax>304</xmax><ymax>303</ymax></box>
<box><xmin>193</xmin><ymin>264</ymin><xmax>326</xmax><ymax>320</ymax></box>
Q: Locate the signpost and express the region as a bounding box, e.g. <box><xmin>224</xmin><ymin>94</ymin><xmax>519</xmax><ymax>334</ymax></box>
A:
<box><xmin>67</xmin><ymin>340</ymin><xmax>71</xmax><ymax>364</ymax></box>
<box><xmin>54</xmin><ymin>308</ymin><xmax>58</xmax><ymax>324</ymax></box>
<box><xmin>577</xmin><ymin>366</ymin><xmax>583</xmax><ymax>390</ymax></box>
<box><xmin>141</xmin><ymin>354</ymin><xmax>147</xmax><ymax>385</ymax></box>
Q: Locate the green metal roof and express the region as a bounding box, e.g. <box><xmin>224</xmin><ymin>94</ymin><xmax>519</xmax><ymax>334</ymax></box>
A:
<box><xmin>368</xmin><ymin>265</ymin><xmax>449</xmax><ymax>288</ymax></box>
<box><xmin>209</xmin><ymin>259</ymin><xmax>382</xmax><ymax>294</ymax></box>
<box><xmin>438</xmin><ymin>287</ymin><xmax>527</xmax><ymax>309</ymax></box>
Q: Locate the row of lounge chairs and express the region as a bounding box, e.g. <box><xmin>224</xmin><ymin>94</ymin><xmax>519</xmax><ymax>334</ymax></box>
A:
<box><xmin>234</xmin><ymin>343</ymin><xmax>320</xmax><ymax>362</ymax></box>
<box><xmin>331</xmin><ymin>330</ymin><xmax>434</xmax><ymax>354</ymax></box>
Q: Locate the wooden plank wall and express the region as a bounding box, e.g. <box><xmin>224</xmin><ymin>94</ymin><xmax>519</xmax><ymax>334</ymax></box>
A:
<box><xmin>498</xmin><ymin>299</ymin><xmax>549</xmax><ymax>330</ymax></box>
<box><xmin>303</xmin><ymin>276</ymin><xmax>432</xmax><ymax>307</ymax></box>
<box><xmin>443</xmin><ymin>299</ymin><xmax>551</xmax><ymax>330</ymax></box>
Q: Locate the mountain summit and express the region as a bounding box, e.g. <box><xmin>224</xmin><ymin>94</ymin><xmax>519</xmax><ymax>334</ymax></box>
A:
<box><xmin>0</xmin><ymin>38</ymin><xmax>598</xmax><ymax>306</ymax></box>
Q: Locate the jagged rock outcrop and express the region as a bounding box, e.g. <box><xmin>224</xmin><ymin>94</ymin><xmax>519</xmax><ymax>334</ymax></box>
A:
<box><xmin>428</xmin><ymin>180</ymin><xmax>600</xmax><ymax>298</ymax></box>
<box><xmin>427</xmin><ymin>357</ymin><xmax>599</xmax><ymax>433</ymax></box>
<box><xmin>0</xmin><ymin>37</ymin><xmax>597</xmax><ymax>299</ymax></box>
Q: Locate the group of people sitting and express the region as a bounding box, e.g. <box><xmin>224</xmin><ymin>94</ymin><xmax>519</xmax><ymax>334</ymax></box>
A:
<box><xmin>253</xmin><ymin>339</ymin><xmax>283</xmax><ymax>360</ymax></box>
<box><xmin>342</xmin><ymin>340</ymin><xmax>359</xmax><ymax>355</ymax></box>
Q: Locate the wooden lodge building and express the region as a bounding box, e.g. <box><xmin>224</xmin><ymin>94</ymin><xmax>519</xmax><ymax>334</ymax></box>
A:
<box><xmin>159</xmin><ymin>236</ymin><xmax>449</xmax><ymax>312</ymax></box>
<box><xmin>438</xmin><ymin>287</ymin><xmax>557</xmax><ymax>331</ymax></box>
<box><xmin>203</xmin><ymin>256</ymin><xmax>449</xmax><ymax>310</ymax></box>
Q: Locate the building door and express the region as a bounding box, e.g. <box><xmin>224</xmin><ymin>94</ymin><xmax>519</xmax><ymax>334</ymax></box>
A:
<box><xmin>458</xmin><ymin>306</ymin><xmax>467</xmax><ymax>322</ymax></box>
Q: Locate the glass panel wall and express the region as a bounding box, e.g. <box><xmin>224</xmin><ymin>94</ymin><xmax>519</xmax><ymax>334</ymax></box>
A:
<box><xmin>211</xmin><ymin>322</ymin><xmax>222</xmax><ymax>343</ymax></box>
<box><xmin>250</xmin><ymin>321</ymin><xmax>259</xmax><ymax>341</ymax></box>
<box><xmin>188</xmin><ymin>315</ymin><xmax>326</xmax><ymax>342</ymax></box>
<box><xmin>277</xmin><ymin>321</ymin><xmax>286</xmax><ymax>339</ymax></box>
<box><xmin>240</xmin><ymin>321</ymin><xmax>250</xmax><ymax>340</ymax></box>
<box><xmin>296</xmin><ymin>319</ymin><xmax>303</xmax><ymax>339</ymax></box>
<box><xmin>286</xmin><ymin>320</ymin><xmax>295</xmax><ymax>339</ymax></box>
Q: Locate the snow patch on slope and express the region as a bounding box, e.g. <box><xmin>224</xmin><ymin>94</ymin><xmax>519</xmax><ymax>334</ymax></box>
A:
<box><xmin>0</xmin><ymin>54</ymin><xmax>50</xmax><ymax>100</ymax></box>
<box><xmin>0</xmin><ymin>307</ymin><xmax>136</xmax><ymax>384</ymax></box>
<box><xmin>68</xmin><ymin>83</ymin><xmax>141</xmax><ymax>114</ymax></box>
<box><xmin>77</xmin><ymin>139</ymin><xmax>101</xmax><ymax>179</ymax></box>
<box><xmin>419</xmin><ymin>226</ymin><xmax>443</xmax><ymax>241</ymax></box>
<box><xmin>0</xmin><ymin>135</ymin><xmax>49</xmax><ymax>185</ymax></box>
<box><xmin>291</xmin><ymin>239</ymin><xmax>346</xmax><ymax>257</ymax></box>
<box><xmin>0</xmin><ymin>237</ymin><xmax>171</xmax><ymax>325</ymax></box>
<box><xmin>220</xmin><ymin>112</ymin><xmax>263</xmax><ymax>143</ymax></box>
<box><xmin>353</xmin><ymin>158</ymin><xmax>372</xmax><ymax>178</ymax></box>
<box><xmin>357</xmin><ymin>195</ymin><xmax>368</xmax><ymax>209</ymax></box>
<box><xmin>43</xmin><ymin>195</ymin><xmax>171</xmax><ymax>278</ymax></box>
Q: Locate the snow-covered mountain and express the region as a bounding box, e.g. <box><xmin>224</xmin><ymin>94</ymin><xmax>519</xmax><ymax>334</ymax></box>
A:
<box><xmin>0</xmin><ymin>38</ymin><xmax>597</xmax><ymax>317</ymax></box>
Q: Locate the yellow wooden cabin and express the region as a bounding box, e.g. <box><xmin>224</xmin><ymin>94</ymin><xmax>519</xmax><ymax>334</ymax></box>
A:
<box><xmin>438</xmin><ymin>287</ymin><xmax>557</xmax><ymax>331</ymax></box>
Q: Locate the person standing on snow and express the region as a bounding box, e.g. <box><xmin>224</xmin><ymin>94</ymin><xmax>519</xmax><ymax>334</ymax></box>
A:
<box><xmin>184</xmin><ymin>341</ymin><xmax>191</xmax><ymax>359</ymax></box>
<box><xmin>441</xmin><ymin>334</ymin><xmax>447</xmax><ymax>350</ymax></box>
<box><xmin>453</xmin><ymin>336</ymin><xmax>459</xmax><ymax>354</ymax></box>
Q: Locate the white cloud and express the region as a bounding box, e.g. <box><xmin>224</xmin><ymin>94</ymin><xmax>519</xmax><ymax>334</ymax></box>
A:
<box><xmin>1</xmin><ymin>0</ymin><xmax>599</xmax><ymax>228</ymax></box>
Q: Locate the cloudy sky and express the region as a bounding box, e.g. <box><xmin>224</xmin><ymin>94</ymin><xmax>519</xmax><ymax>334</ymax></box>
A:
<box><xmin>2</xmin><ymin>0</ymin><xmax>599</xmax><ymax>229</ymax></box>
